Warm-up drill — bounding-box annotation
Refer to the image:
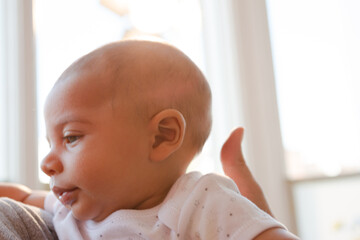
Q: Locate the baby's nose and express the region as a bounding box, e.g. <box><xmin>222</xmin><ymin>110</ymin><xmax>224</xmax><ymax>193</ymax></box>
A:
<box><xmin>41</xmin><ymin>151</ymin><xmax>63</xmax><ymax>176</ymax></box>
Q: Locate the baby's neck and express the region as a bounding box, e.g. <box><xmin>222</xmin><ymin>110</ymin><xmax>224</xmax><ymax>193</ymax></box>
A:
<box><xmin>134</xmin><ymin>173</ymin><xmax>183</xmax><ymax>210</ymax></box>
<box><xmin>134</xmin><ymin>152</ymin><xmax>192</xmax><ymax>210</ymax></box>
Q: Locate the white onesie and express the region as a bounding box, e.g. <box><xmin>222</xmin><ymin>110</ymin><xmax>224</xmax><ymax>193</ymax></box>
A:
<box><xmin>45</xmin><ymin>172</ymin><xmax>285</xmax><ymax>240</ymax></box>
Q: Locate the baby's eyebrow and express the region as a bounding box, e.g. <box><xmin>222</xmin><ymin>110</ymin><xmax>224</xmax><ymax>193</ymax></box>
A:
<box><xmin>46</xmin><ymin>118</ymin><xmax>93</xmax><ymax>142</ymax></box>
<box><xmin>53</xmin><ymin>114</ymin><xmax>93</xmax><ymax>128</ymax></box>
<box><xmin>57</xmin><ymin>119</ymin><xmax>92</xmax><ymax>126</ymax></box>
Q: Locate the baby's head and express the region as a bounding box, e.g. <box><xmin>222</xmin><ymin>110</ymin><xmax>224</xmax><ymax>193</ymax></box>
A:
<box><xmin>41</xmin><ymin>40</ymin><xmax>212</xmax><ymax>221</ymax></box>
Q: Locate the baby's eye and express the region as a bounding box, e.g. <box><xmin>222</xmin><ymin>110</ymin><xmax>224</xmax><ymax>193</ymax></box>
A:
<box><xmin>64</xmin><ymin>136</ymin><xmax>80</xmax><ymax>144</ymax></box>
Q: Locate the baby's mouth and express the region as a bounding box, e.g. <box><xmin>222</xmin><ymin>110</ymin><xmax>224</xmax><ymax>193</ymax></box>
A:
<box><xmin>52</xmin><ymin>186</ymin><xmax>78</xmax><ymax>207</ymax></box>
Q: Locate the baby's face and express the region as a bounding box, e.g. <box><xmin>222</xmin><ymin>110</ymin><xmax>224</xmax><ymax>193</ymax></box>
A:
<box><xmin>41</xmin><ymin>70</ymin><xmax>155</xmax><ymax>221</ymax></box>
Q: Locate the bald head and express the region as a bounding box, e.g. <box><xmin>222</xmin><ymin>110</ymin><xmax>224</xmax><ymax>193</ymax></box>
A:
<box><xmin>55</xmin><ymin>40</ymin><xmax>212</xmax><ymax>153</ymax></box>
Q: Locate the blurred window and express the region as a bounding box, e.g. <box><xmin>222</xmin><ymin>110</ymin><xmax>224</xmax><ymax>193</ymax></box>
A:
<box><xmin>267</xmin><ymin>0</ymin><xmax>360</xmax><ymax>180</ymax></box>
<box><xmin>267</xmin><ymin>1</ymin><xmax>360</xmax><ymax>239</ymax></box>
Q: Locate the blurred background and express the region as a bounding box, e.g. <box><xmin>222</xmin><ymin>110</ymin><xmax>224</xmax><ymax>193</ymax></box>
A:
<box><xmin>1</xmin><ymin>0</ymin><xmax>360</xmax><ymax>239</ymax></box>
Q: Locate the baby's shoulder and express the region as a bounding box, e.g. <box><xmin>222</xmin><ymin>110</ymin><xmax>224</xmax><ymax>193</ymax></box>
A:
<box><xmin>164</xmin><ymin>172</ymin><xmax>242</xmax><ymax>209</ymax></box>
<box><xmin>159</xmin><ymin>172</ymin><xmax>278</xmax><ymax>239</ymax></box>
<box><xmin>177</xmin><ymin>171</ymin><xmax>240</xmax><ymax>195</ymax></box>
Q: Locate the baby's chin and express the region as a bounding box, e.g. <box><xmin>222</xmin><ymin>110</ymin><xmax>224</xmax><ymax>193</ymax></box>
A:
<box><xmin>71</xmin><ymin>211</ymin><xmax>98</xmax><ymax>222</ymax></box>
<box><xmin>70</xmin><ymin>204</ymin><xmax>99</xmax><ymax>222</ymax></box>
<box><xmin>71</xmin><ymin>206</ymin><xmax>111</xmax><ymax>222</ymax></box>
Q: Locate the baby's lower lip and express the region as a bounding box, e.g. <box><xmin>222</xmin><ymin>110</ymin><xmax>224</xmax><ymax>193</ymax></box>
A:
<box><xmin>55</xmin><ymin>188</ymin><xmax>78</xmax><ymax>207</ymax></box>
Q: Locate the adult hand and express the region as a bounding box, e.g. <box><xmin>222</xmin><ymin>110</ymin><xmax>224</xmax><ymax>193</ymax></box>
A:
<box><xmin>221</xmin><ymin>127</ymin><xmax>273</xmax><ymax>217</ymax></box>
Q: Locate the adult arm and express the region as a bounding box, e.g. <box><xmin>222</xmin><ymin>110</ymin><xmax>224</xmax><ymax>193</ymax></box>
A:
<box><xmin>221</xmin><ymin>127</ymin><xmax>299</xmax><ymax>240</ymax></box>
<box><xmin>0</xmin><ymin>182</ymin><xmax>48</xmax><ymax>209</ymax></box>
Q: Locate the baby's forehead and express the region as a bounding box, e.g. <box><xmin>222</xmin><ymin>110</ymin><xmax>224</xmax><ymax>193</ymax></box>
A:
<box><xmin>48</xmin><ymin>69</ymin><xmax>114</xmax><ymax>108</ymax></box>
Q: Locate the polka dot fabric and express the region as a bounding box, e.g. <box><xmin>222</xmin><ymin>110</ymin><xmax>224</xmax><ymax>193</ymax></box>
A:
<box><xmin>45</xmin><ymin>172</ymin><xmax>285</xmax><ymax>239</ymax></box>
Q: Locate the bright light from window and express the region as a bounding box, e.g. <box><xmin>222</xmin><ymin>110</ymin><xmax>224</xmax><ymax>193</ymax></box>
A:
<box><xmin>267</xmin><ymin>0</ymin><xmax>360</xmax><ymax>179</ymax></box>
<box><xmin>129</xmin><ymin>0</ymin><xmax>178</xmax><ymax>34</ymax></box>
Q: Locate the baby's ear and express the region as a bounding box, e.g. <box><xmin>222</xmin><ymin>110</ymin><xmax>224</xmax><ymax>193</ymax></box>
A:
<box><xmin>149</xmin><ymin>109</ymin><xmax>186</xmax><ymax>162</ymax></box>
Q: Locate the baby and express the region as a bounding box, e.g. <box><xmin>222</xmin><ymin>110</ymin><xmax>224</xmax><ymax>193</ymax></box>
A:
<box><xmin>0</xmin><ymin>40</ymin><xmax>297</xmax><ymax>239</ymax></box>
